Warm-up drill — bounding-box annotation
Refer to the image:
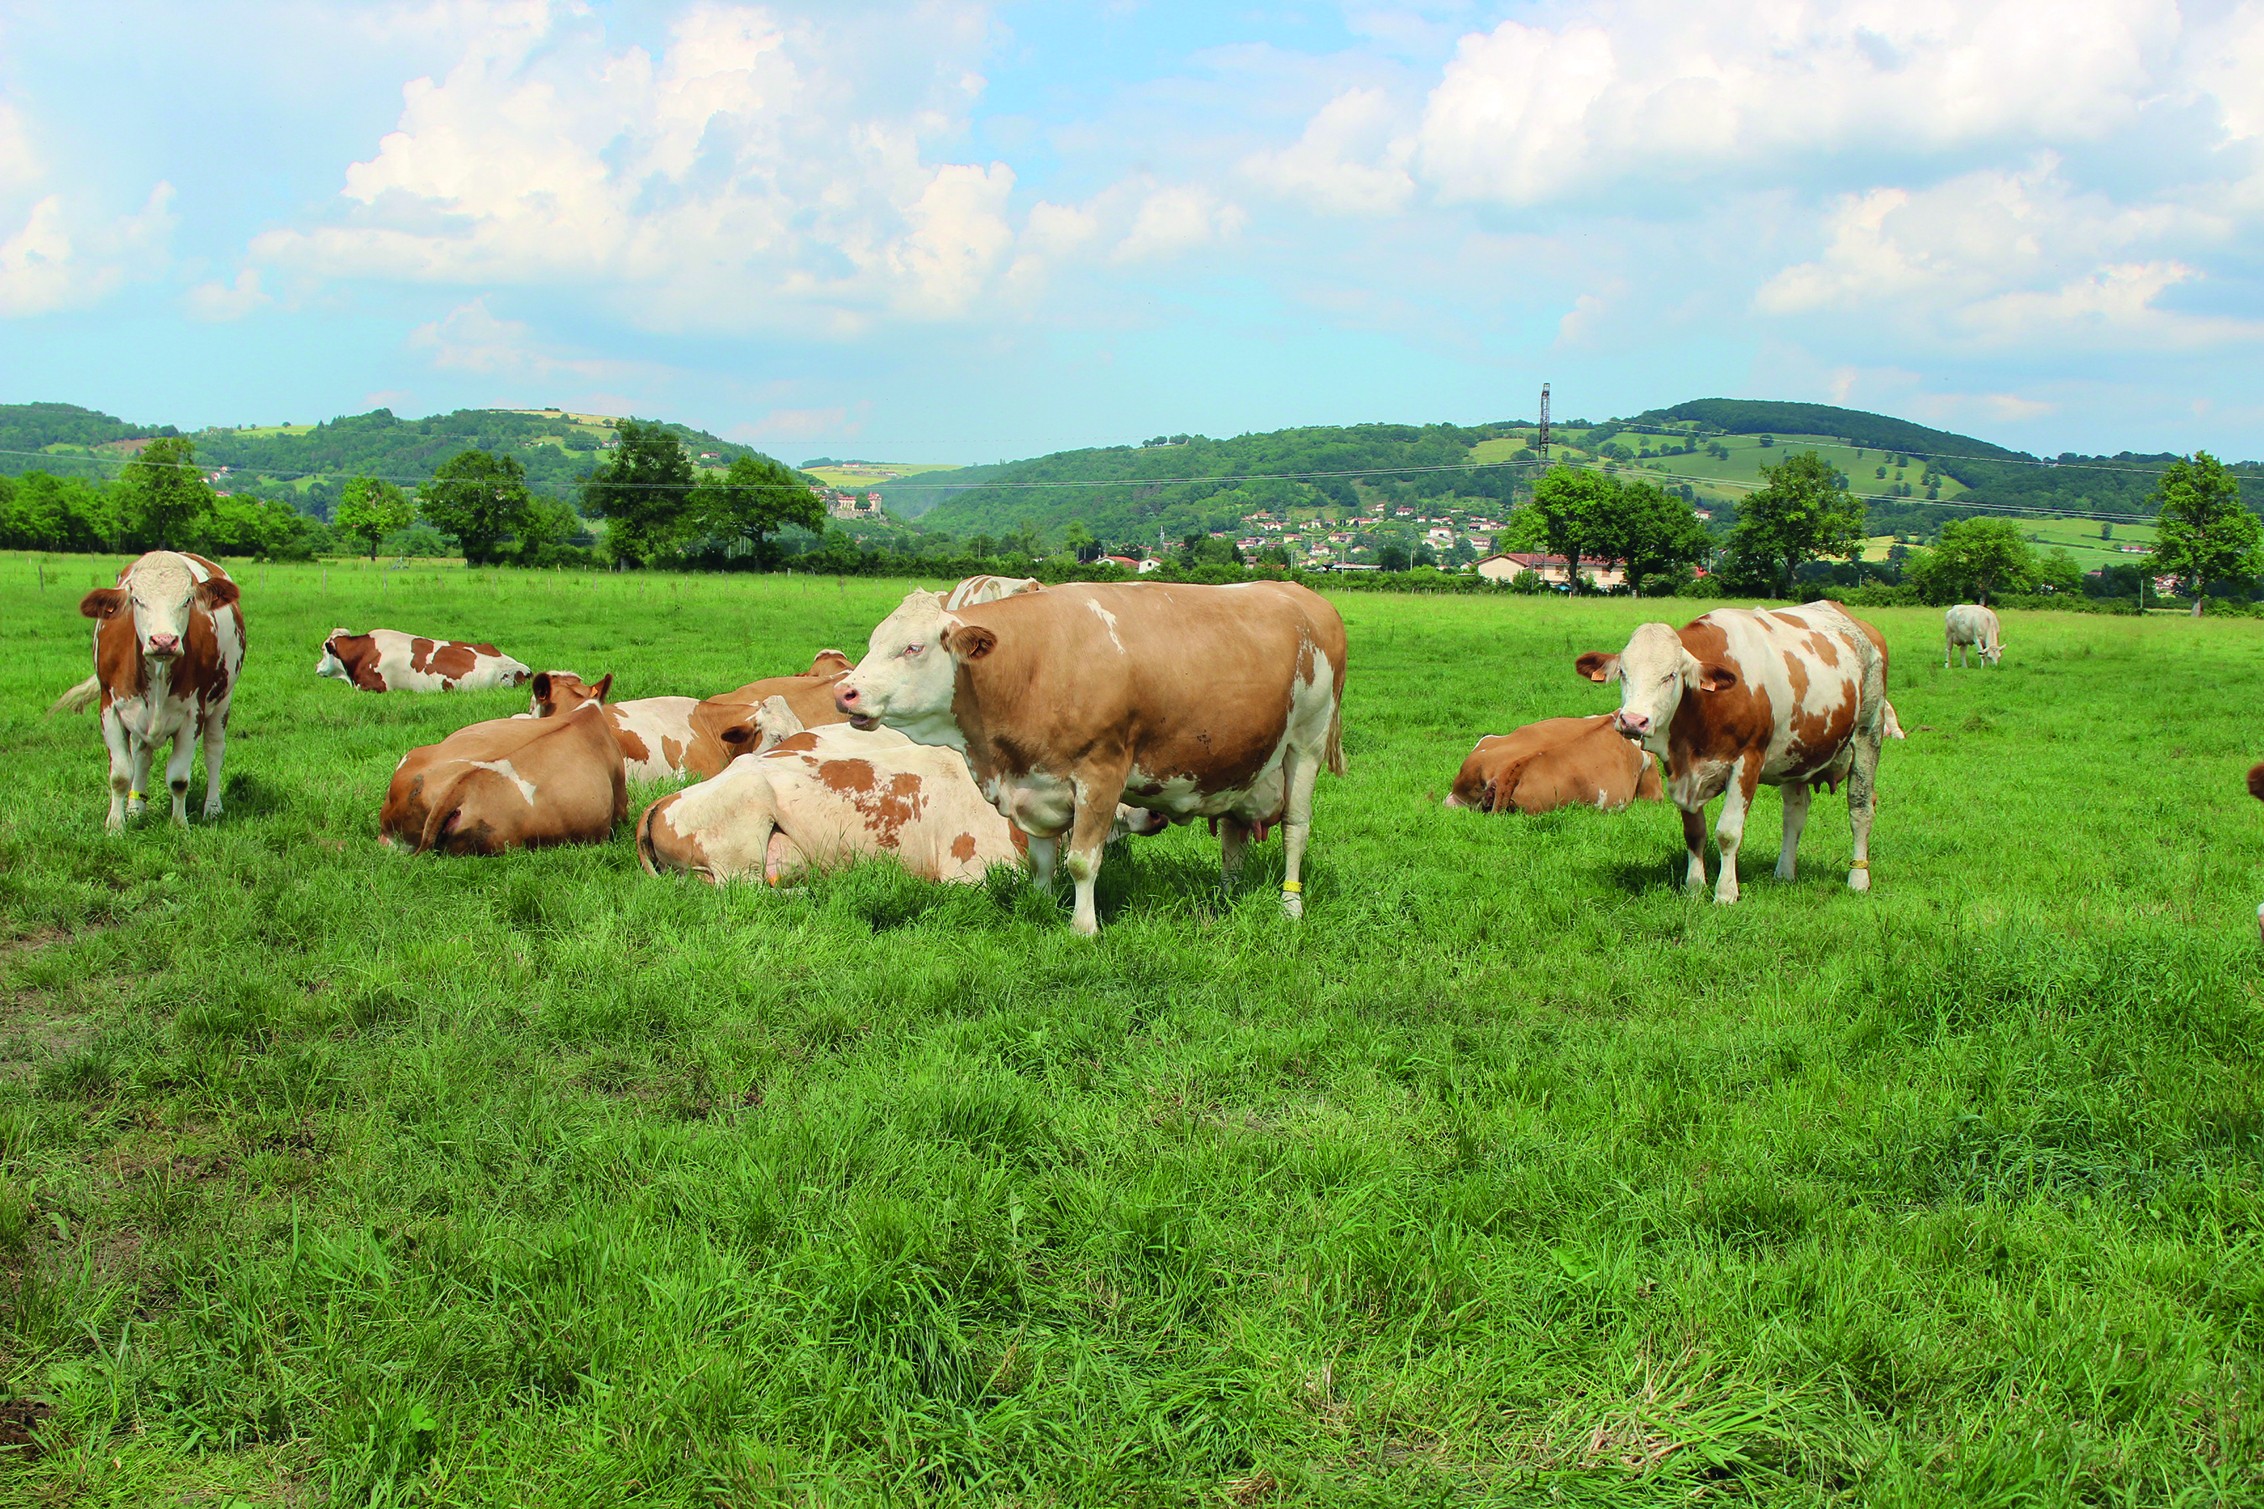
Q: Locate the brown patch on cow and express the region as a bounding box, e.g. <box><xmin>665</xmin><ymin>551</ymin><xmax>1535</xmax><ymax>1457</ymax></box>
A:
<box><xmin>1667</xmin><ymin>619</ymin><xmax>1775</xmax><ymax>770</ymax></box>
<box><xmin>683</xmin><ymin>672</ymin><xmax>848</xmax><ymax>778</ymax></box>
<box><xmin>818</xmin><ymin>758</ymin><xmax>877</xmax><ymax>794</ymax></box>
<box><xmin>328</xmin><ymin>634</ymin><xmax>389</xmax><ymax>691</ymax></box>
<box><xmin>417</xmin><ymin>640</ymin><xmax>481</xmax><ymax>683</ymax></box>
<box><xmin>807</xmin><ymin>649</ymin><xmax>853</xmax><ymax>677</ymax></box>
<box><xmin>614</xmin><ymin>726</ymin><xmax>651</xmax><ymax>765</ymax></box>
<box><xmin>660</xmin><ymin>735</ymin><xmax>686</xmax><ymax>769</ymax></box>
<box><xmin>951</xmin><ymin>832</ymin><xmax>978</xmax><ymax>861</ymax></box>
<box><xmin>1008</xmin><ymin>824</ymin><xmax>1030</xmax><ymax>857</ymax></box>
<box><xmin>1805</xmin><ymin>632</ymin><xmax>1840</xmax><ymax>666</ymax></box>
<box><xmin>1786</xmin><ymin>685</ymin><xmax>1858</xmax><ymax>774</ymax></box>
<box><xmin>772</xmin><ymin>732</ymin><xmax>820</xmax><ymax>755</ymax></box>
<box><xmin>1784</xmin><ymin>651</ymin><xmax>1811</xmax><ymax>707</ymax></box>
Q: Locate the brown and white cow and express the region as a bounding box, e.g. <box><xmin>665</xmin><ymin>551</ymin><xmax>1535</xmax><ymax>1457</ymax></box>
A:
<box><xmin>317</xmin><ymin>629</ymin><xmax>531</xmax><ymax>692</ymax></box>
<box><xmin>834</xmin><ymin>581</ymin><xmax>1347</xmax><ymax>934</ymax></box>
<box><xmin>51</xmin><ymin>551</ymin><xmax>245</xmax><ymax>832</ymax></box>
<box><xmin>1445</xmin><ymin>715</ymin><xmax>1663</xmax><ymax>814</ymax></box>
<box><xmin>527</xmin><ymin>671</ymin><xmax>700</xmax><ymax>782</ymax></box>
<box><xmin>1575</xmin><ymin>601</ymin><xmax>1899</xmax><ymax>904</ymax></box>
<box><xmin>682</xmin><ymin>652</ymin><xmax>855</xmax><ymax>778</ymax></box>
<box><xmin>942</xmin><ymin>575</ymin><xmax>1042</xmax><ymax>612</ymax></box>
<box><xmin>379</xmin><ymin>703</ymin><xmax>626</xmax><ymax>855</ymax></box>
<box><xmin>638</xmin><ymin>717</ymin><xmax>1168</xmax><ymax>886</ymax></box>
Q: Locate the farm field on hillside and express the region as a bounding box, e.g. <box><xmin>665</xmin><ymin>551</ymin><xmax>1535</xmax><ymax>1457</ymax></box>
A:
<box><xmin>3</xmin><ymin>558</ymin><xmax>2263</xmax><ymax>1505</ymax></box>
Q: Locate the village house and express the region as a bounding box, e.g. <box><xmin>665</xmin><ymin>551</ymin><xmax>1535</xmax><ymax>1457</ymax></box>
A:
<box><xmin>1472</xmin><ymin>552</ymin><xmax>1629</xmax><ymax>590</ymax></box>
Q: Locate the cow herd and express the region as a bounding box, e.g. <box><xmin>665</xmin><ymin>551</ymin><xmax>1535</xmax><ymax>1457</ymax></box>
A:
<box><xmin>48</xmin><ymin>549</ymin><xmax>2257</xmax><ymax>936</ymax></box>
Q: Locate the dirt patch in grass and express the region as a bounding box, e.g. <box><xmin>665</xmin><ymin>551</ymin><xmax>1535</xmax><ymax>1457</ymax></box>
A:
<box><xmin>0</xmin><ymin>1398</ymin><xmax>54</xmax><ymax>1458</ymax></box>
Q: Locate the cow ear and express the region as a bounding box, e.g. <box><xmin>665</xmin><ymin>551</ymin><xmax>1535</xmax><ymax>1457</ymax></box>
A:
<box><xmin>197</xmin><ymin>577</ymin><xmax>241</xmax><ymax>611</ymax></box>
<box><xmin>531</xmin><ymin>672</ymin><xmax>554</xmax><ymax>701</ymax></box>
<box><xmin>1696</xmin><ymin>663</ymin><xmax>1739</xmax><ymax>693</ymax></box>
<box><xmin>720</xmin><ymin>723</ymin><xmax>756</xmax><ymax>748</ymax></box>
<box><xmin>1574</xmin><ymin>652</ymin><xmax>1618</xmax><ymax>683</ymax></box>
<box><xmin>80</xmin><ymin>587</ymin><xmax>126</xmax><ymax>619</ymax></box>
<box><xmin>947</xmin><ymin>624</ymin><xmax>999</xmax><ymax>661</ymax></box>
<box><xmin>592</xmin><ymin>673</ymin><xmax>614</xmax><ymax>704</ymax></box>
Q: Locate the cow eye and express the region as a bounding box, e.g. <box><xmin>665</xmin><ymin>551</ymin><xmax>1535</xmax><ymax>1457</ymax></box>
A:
<box><xmin>903</xmin><ymin>643</ymin><xmax>923</xmax><ymax>656</ymax></box>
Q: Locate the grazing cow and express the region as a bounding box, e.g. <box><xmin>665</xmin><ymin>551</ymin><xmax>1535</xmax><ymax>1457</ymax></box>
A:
<box><xmin>638</xmin><ymin>717</ymin><xmax>1168</xmax><ymax>886</ymax></box>
<box><xmin>942</xmin><ymin>575</ymin><xmax>1042</xmax><ymax>612</ymax></box>
<box><xmin>1575</xmin><ymin>601</ymin><xmax>1899</xmax><ymax>904</ymax></box>
<box><xmin>379</xmin><ymin>703</ymin><xmax>625</xmax><ymax>854</ymax></box>
<box><xmin>527</xmin><ymin>671</ymin><xmax>699</xmax><ymax>782</ymax></box>
<box><xmin>835</xmin><ymin>581</ymin><xmax>1347</xmax><ymax>934</ymax></box>
<box><xmin>50</xmin><ymin>551</ymin><xmax>245</xmax><ymax>831</ymax></box>
<box><xmin>1944</xmin><ymin>604</ymin><xmax>2004</xmax><ymax>668</ymax></box>
<box><xmin>2251</xmin><ymin>763</ymin><xmax>2264</xmax><ymax>942</ymax></box>
<box><xmin>1445</xmin><ymin>715</ymin><xmax>1663</xmax><ymax>814</ymax></box>
<box><xmin>316</xmin><ymin>629</ymin><xmax>531</xmax><ymax>692</ymax></box>
<box><xmin>682</xmin><ymin>652</ymin><xmax>855</xmax><ymax>778</ymax></box>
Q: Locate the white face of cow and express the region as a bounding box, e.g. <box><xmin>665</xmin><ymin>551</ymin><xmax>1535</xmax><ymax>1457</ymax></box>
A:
<box><xmin>316</xmin><ymin>632</ymin><xmax>349</xmax><ymax>679</ymax></box>
<box><xmin>109</xmin><ymin>556</ymin><xmax>207</xmax><ymax>662</ymax></box>
<box><xmin>834</xmin><ymin>590</ymin><xmax>969</xmax><ymax>750</ymax></box>
<box><xmin>1577</xmin><ymin>622</ymin><xmax>1729</xmax><ymax>756</ymax></box>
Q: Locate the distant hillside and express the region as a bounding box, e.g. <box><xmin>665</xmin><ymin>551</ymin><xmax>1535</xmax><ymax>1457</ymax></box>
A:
<box><xmin>1628</xmin><ymin>399</ymin><xmax>2021</xmax><ymax>461</ymax></box>
<box><xmin>893</xmin><ymin>422</ymin><xmax>1526</xmax><ymax>541</ymax></box>
<box><xmin>0</xmin><ymin>403</ymin><xmax>769</xmax><ymax>518</ymax></box>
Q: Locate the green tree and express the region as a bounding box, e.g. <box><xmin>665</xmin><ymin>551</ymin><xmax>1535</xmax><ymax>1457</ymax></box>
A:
<box><xmin>691</xmin><ymin>452</ymin><xmax>824</xmax><ymax>569</ymax></box>
<box><xmin>2037</xmin><ymin>547</ymin><xmax>2084</xmax><ymax>595</ymax></box>
<box><xmin>334</xmin><ymin>476</ymin><xmax>414</xmax><ymax>560</ymax></box>
<box><xmin>2148</xmin><ymin>451</ymin><xmax>2263</xmax><ymax>616</ymax></box>
<box><xmin>420</xmin><ymin>450</ymin><xmax>532</xmax><ymax>565</ymax></box>
<box><xmin>583</xmin><ymin>420</ymin><xmax>695</xmax><ymax>568</ymax></box>
<box><xmin>1591</xmin><ymin>480</ymin><xmax>1713</xmax><ymax>596</ymax></box>
<box><xmin>1511</xmin><ymin>466</ymin><xmax>1618</xmax><ymax>594</ymax></box>
<box><xmin>1726</xmin><ymin>450</ymin><xmax>1864</xmax><ymax>598</ymax></box>
<box><xmin>515</xmin><ymin>497</ymin><xmax>588</xmax><ymax>564</ymax></box>
<box><xmin>115</xmin><ymin>436</ymin><xmax>213</xmax><ymax>549</ymax></box>
<box><xmin>1060</xmin><ymin>520</ymin><xmax>1099</xmax><ymax>563</ymax></box>
<box><xmin>1920</xmin><ymin>517</ymin><xmax>2037</xmax><ymax>605</ymax></box>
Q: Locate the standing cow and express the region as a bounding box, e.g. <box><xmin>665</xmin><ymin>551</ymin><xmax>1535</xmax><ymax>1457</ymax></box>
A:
<box><xmin>1944</xmin><ymin>604</ymin><xmax>2003</xmax><ymax>668</ymax></box>
<box><xmin>51</xmin><ymin>551</ymin><xmax>244</xmax><ymax>831</ymax></box>
<box><xmin>1575</xmin><ymin>602</ymin><xmax>1898</xmax><ymax>903</ymax></box>
<box><xmin>835</xmin><ymin>581</ymin><xmax>1346</xmax><ymax>934</ymax></box>
<box><xmin>317</xmin><ymin>629</ymin><xmax>531</xmax><ymax>691</ymax></box>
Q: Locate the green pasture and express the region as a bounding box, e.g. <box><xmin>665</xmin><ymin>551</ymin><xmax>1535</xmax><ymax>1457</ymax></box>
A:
<box><xmin>3</xmin><ymin>557</ymin><xmax>2262</xmax><ymax>1505</ymax></box>
<box><xmin>805</xmin><ymin>464</ymin><xmax>961</xmax><ymax>491</ymax></box>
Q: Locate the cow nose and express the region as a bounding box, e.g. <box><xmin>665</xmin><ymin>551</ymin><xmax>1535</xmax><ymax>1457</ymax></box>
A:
<box><xmin>1614</xmin><ymin>710</ymin><xmax>1649</xmax><ymax>736</ymax></box>
<box><xmin>835</xmin><ymin>685</ymin><xmax>861</xmax><ymax>711</ymax></box>
<box><xmin>148</xmin><ymin>633</ymin><xmax>180</xmax><ymax>655</ymax></box>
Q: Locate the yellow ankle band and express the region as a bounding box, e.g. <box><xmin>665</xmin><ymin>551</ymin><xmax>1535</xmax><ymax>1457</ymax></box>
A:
<box><xmin>1281</xmin><ymin>880</ymin><xmax>1303</xmax><ymax>894</ymax></box>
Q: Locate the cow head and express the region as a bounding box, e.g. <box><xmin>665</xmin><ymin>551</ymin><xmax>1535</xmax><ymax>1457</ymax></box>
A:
<box><xmin>528</xmin><ymin>670</ymin><xmax>610</xmax><ymax>718</ymax></box>
<box><xmin>315</xmin><ymin>628</ymin><xmax>355</xmax><ymax>679</ymax></box>
<box><xmin>833</xmin><ymin>590</ymin><xmax>970</xmax><ymax>750</ymax></box>
<box><xmin>1576</xmin><ymin>623</ymin><xmax>1736</xmax><ymax>755</ymax></box>
<box><xmin>83</xmin><ymin>553</ymin><xmax>237</xmax><ymax>664</ymax></box>
<box><xmin>806</xmin><ymin>649</ymin><xmax>853</xmax><ymax>678</ymax></box>
<box><xmin>1982</xmin><ymin>638</ymin><xmax>2004</xmax><ymax>667</ymax></box>
<box><xmin>717</xmin><ymin>695</ymin><xmax>808</xmax><ymax>761</ymax></box>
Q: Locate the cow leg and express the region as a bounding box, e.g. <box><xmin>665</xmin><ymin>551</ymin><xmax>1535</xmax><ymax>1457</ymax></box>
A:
<box><xmin>1680</xmin><ymin>804</ymin><xmax>1707</xmax><ymax>891</ymax></box>
<box><xmin>163</xmin><ymin>729</ymin><xmax>197</xmax><ymax>827</ymax></box>
<box><xmin>1026</xmin><ymin>835</ymin><xmax>1059</xmax><ymax>893</ymax></box>
<box><xmin>1847</xmin><ymin>731</ymin><xmax>1881</xmax><ymax>893</ymax></box>
<box><xmin>101</xmin><ymin>712</ymin><xmax>134</xmax><ymax>833</ymax></box>
<box><xmin>127</xmin><ymin>736</ymin><xmax>154</xmax><ymax>821</ymax></box>
<box><xmin>1278</xmin><ymin>745</ymin><xmax>1322</xmax><ymax>919</ymax></box>
<box><xmin>1063</xmin><ymin>777</ymin><xmax>1128</xmax><ymax>937</ymax></box>
<box><xmin>1713</xmin><ymin>758</ymin><xmax>1760</xmax><ymax>904</ymax></box>
<box><xmin>1218</xmin><ymin>817</ymin><xmax>1252</xmax><ymax>889</ymax></box>
<box><xmin>1775</xmin><ymin>782</ymin><xmax>1813</xmax><ymax>881</ymax></box>
<box><xmin>200</xmin><ymin>705</ymin><xmax>228</xmax><ymax>819</ymax></box>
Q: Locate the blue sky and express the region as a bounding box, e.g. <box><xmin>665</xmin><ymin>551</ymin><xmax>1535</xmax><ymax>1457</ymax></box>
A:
<box><xmin>4</xmin><ymin>0</ymin><xmax>2262</xmax><ymax>463</ymax></box>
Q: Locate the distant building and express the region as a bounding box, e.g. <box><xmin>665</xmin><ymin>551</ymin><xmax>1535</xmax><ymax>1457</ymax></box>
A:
<box><xmin>1473</xmin><ymin>552</ymin><xmax>1627</xmax><ymax>590</ymax></box>
<box><xmin>1100</xmin><ymin>555</ymin><xmax>1141</xmax><ymax>570</ymax></box>
<box><xmin>1136</xmin><ymin>558</ymin><xmax>1163</xmax><ymax>574</ymax></box>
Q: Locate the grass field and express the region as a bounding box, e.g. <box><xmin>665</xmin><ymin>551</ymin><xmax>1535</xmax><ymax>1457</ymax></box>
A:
<box><xmin>805</xmin><ymin>464</ymin><xmax>962</xmax><ymax>492</ymax></box>
<box><xmin>4</xmin><ymin>557</ymin><xmax>2263</xmax><ymax>1505</ymax></box>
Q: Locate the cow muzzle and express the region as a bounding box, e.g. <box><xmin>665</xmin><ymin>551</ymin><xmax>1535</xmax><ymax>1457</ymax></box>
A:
<box><xmin>1612</xmin><ymin>710</ymin><xmax>1650</xmax><ymax>739</ymax></box>
<box><xmin>835</xmin><ymin>685</ymin><xmax>876</xmax><ymax>730</ymax></box>
<box><xmin>146</xmin><ymin>633</ymin><xmax>182</xmax><ymax>659</ymax></box>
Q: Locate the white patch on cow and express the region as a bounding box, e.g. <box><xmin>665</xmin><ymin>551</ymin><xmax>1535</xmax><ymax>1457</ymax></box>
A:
<box><xmin>468</xmin><ymin>758</ymin><xmax>538</xmax><ymax>805</ymax></box>
<box><xmin>1085</xmin><ymin>598</ymin><xmax>1126</xmax><ymax>654</ymax></box>
<box><xmin>316</xmin><ymin>648</ymin><xmax>346</xmax><ymax>679</ymax></box>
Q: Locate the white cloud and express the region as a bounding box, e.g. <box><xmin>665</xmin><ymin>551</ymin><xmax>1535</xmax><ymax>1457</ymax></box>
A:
<box><xmin>0</xmin><ymin>183</ymin><xmax>174</xmax><ymax>318</ymax></box>
<box><xmin>1412</xmin><ymin>0</ymin><xmax>2182</xmax><ymax>206</ymax></box>
<box><xmin>1113</xmin><ymin>185</ymin><xmax>1247</xmax><ymax>262</ymax></box>
<box><xmin>250</xmin><ymin>2</ymin><xmax>1030</xmax><ymax>330</ymax></box>
<box><xmin>1243</xmin><ymin>86</ymin><xmax>1412</xmax><ymax>216</ymax></box>
<box><xmin>0</xmin><ymin>100</ymin><xmax>36</xmax><ymax>194</ymax></box>
<box><xmin>1754</xmin><ymin>159</ymin><xmax>2255</xmax><ymax>348</ymax></box>
<box><xmin>408</xmin><ymin>297</ymin><xmax>624</xmax><ymax>379</ymax></box>
<box><xmin>185</xmin><ymin>267</ymin><xmax>271</xmax><ymax>322</ymax></box>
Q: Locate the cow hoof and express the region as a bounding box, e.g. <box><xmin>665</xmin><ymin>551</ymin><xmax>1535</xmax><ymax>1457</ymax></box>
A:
<box><xmin>1280</xmin><ymin>890</ymin><xmax>1304</xmax><ymax>919</ymax></box>
<box><xmin>1070</xmin><ymin>917</ymin><xmax>1101</xmax><ymax>938</ymax></box>
<box><xmin>1713</xmin><ymin>887</ymin><xmax>1739</xmax><ymax>905</ymax></box>
<box><xmin>203</xmin><ymin>800</ymin><xmax>224</xmax><ymax>819</ymax></box>
<box><xmin>1848</xmin><ymin>869</ymin><xmax>1872</xmax><ymax>893</ymax></box>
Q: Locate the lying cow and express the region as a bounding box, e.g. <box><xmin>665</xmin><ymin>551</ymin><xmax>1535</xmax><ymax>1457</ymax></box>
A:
<box><xmin>379</xmin><ymin>703</ymin><xmax>625</xmax><ymax>855</ymax></box>
<box><xmin>639</xmin><ymin>714</ymin><xmax>1167</xmax><ymax>886</ymax></box>
<box><xmin>51</xmin><ymin>551</ymin><xmax>245</xmax><ymax>831</ymax></box>
<box><xmin>1576</xmin><ymin>601</ymin><xmax>1899</xmax><ymax>904</ymax></box>
<box><xmin>836</xmin><ymin>581</ymin><xmax>1346</xmax><ymax>934</ymax></box>
<box><xmin>683</xmin><ymin>651</ymin><xmax>854</xmax><ymax>778</ymax></box>
<box><xmin>1944</xmin><ymin>604</ymin><xmax>2003</xmax><ymax>668</ymax></box>
<box><xmin>527</xmin><ymin>671</ymin><xmax>700</xmax><ymax>782</ymax></box>
<box><xmin>1445</xmin><ymin>715</ymin><xmax>1662</xmax><ymax>814</ymax></box>
<box><xmin>942</xmin><ymin>575</ymin><xmax>1042</xmax><ymax>611</ymax></box>
<box><xmin>317</xmin><ymin>629</ymin><xmax>531</xmax><ymax>691</ymax></box>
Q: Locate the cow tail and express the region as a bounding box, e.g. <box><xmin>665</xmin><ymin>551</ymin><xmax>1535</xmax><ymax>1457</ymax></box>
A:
<box><xmin>1882</xmin><ymin>699</ymin><xmax>1906</xmax><ymax>740</ymax></box>
<box><xmin>48</xmin><ymin>675</ymin><xmax>100</xmax><ymax>716</ymax></box>
<box><xmin>417</xmin><ymin>768</ymin><xmax>484</xmax><ymax>854</ymax></box>
<box><xmin>1323</xmin><ymin>699</ymin><xmax>1347</xmax><ymax>776</ymax></box>
<box><xmin>635</xmin><ymin>800</ymin><xmax>667</xmax><ymax>876</ymax></box>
